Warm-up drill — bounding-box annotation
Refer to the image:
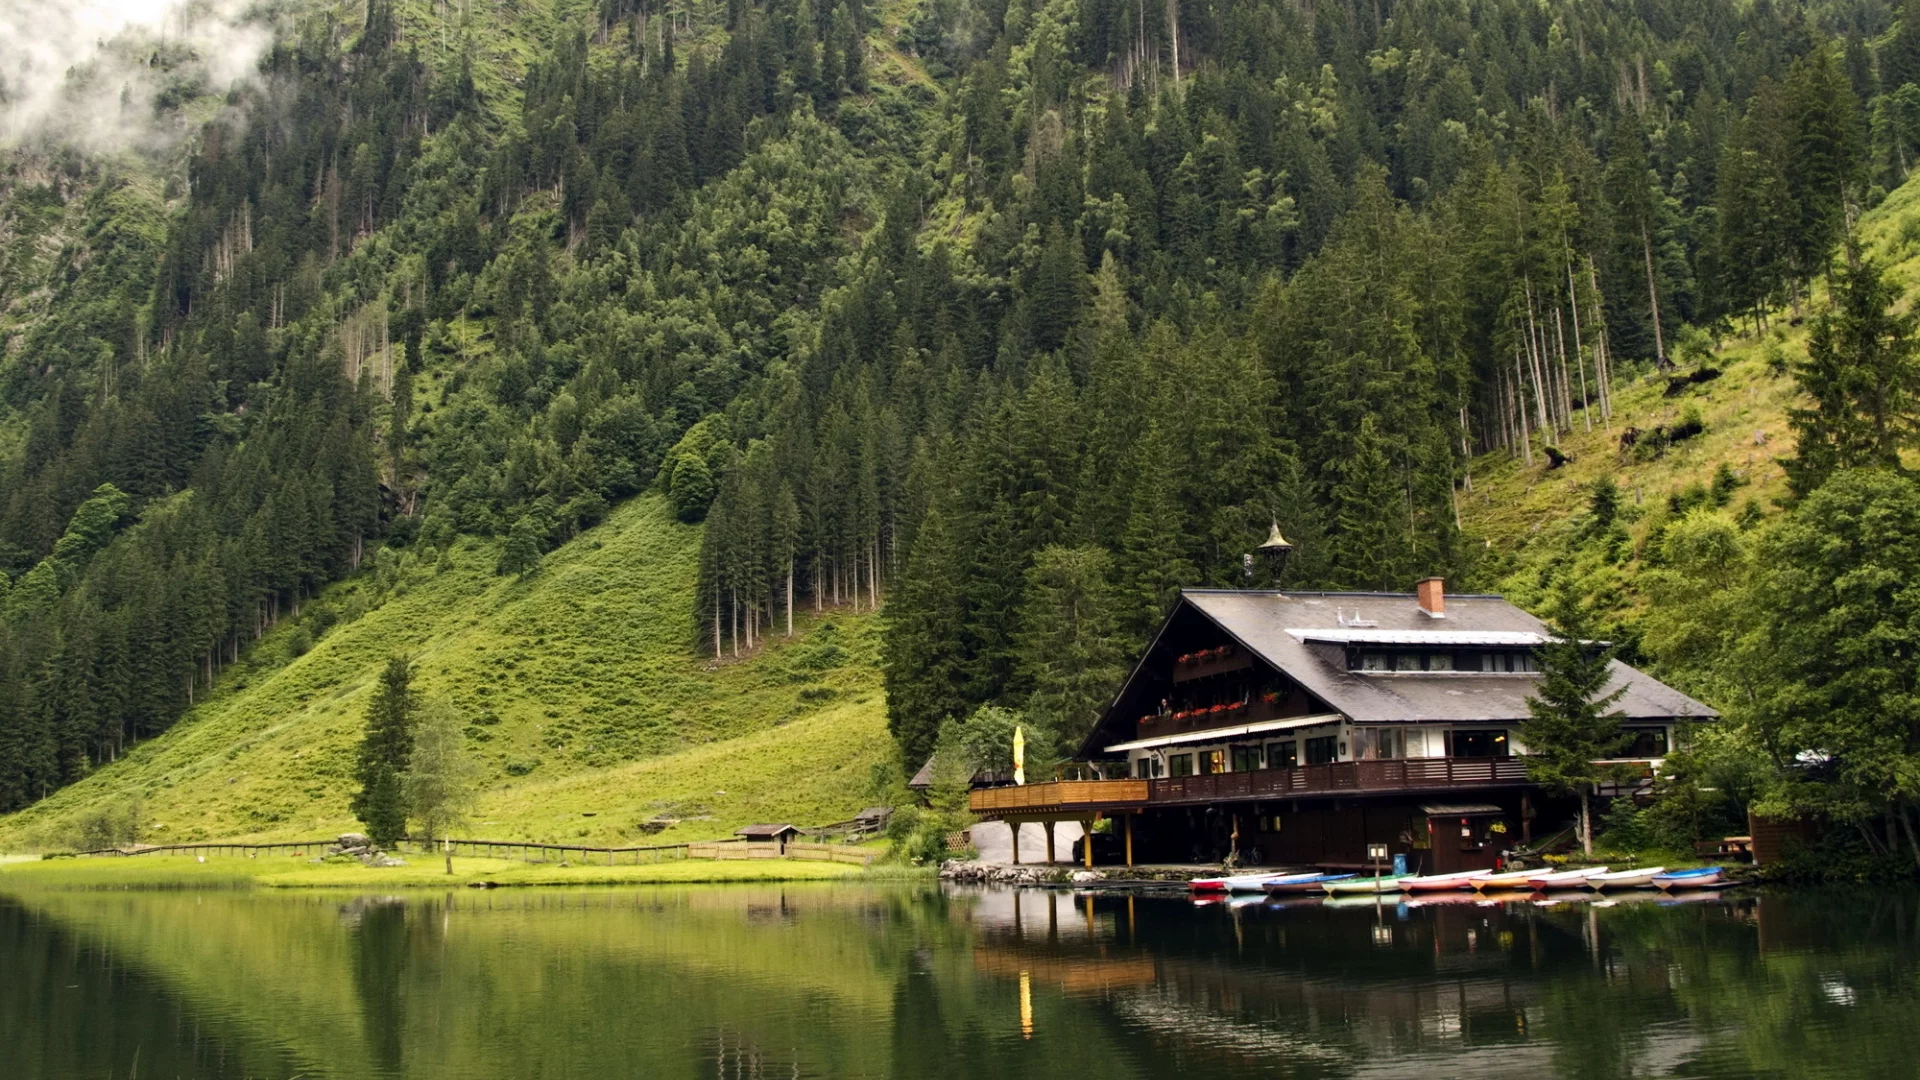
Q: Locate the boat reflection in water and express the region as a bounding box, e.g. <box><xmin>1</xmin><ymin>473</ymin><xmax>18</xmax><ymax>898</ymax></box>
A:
<box><xmin>953</xmin><ymin>883</ymin><xmax>1909</xmax><ymax>1079</ymax></box>
<box><xmin>1</xmin><ymin>881</ymin><xmax>1912</xmax><ymax>1079</ymax></box>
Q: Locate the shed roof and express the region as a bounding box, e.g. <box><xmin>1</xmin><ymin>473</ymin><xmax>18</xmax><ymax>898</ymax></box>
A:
<box><xmin>736</xmin><ymin>823</ymin><xmax>800</xmax><ymax>838</ymax></box>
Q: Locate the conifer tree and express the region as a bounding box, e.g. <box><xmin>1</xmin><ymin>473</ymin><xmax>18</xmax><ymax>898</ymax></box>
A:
<box><xmin>1017</xmin><ymin>545</ymin><xmax>1125</xmax><ymax>765</ymax></box>
<box><xmin>1524</xmin><ymin>591</ymin><xmax>1630</xmax><ymax>856</ymax></box>
<box><xmin>352</xmin><ymin>655</ymin><xmax>417</xmax><ymax>849</ymax></box>
<box><xmin>1787</xmin><ymin>248</ymin><xmax>1920</xmax><ymax>494</ymax></box>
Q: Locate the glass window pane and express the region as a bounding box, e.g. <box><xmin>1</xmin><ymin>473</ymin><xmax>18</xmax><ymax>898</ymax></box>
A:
<box><xmin>1428</xmin><ymin>654</ymin><xmax>1453</xmax><ymax>672</ymax></box>
<box><xmin>1396</xmin><ymin>654</ymin><xmax>1422</xmax><ymax>671</ymax></box>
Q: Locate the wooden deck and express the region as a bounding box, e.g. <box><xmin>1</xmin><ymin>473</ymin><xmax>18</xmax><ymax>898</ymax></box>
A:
<box><xmin>969</xmin><ymin>759</ymin><xmax>1532</xmax><ymax>818</ymax></box>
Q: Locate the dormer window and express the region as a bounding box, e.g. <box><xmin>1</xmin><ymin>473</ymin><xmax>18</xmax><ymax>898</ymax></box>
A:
<box><xmin>1480</xmin><ymin>652</ymin><xmax>1539</xmax><ymax>673</ymax></box>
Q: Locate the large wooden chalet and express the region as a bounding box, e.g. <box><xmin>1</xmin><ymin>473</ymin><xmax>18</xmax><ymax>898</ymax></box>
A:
<box><xmin>970</xmin><ymin>578</ymin><xmax>1717</xmax><ymax>872</ymax></box>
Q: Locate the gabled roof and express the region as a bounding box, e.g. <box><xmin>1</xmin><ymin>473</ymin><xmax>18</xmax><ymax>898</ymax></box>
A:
<box><xmin>736</xmin><ymin>823</ymin><xmax>801</xmax><ymax>838</ymax></box>
<box><xmin>1082</xmin><ymin>589</ymin><xmax>1716</xmax><ymax>756</ymax></box>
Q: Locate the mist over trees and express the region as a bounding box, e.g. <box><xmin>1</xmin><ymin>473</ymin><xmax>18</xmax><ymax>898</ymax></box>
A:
<box><xmin>0</xmin><ymin>0</ymin><xmax>1914</xmax><ymax>818</ymax></box>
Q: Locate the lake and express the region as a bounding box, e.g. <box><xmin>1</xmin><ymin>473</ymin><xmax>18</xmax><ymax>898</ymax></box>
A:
<box><xmin>1</xmin><ymin>882</ymin><xmax>1915</xmax><ymax>1079</ymax></box>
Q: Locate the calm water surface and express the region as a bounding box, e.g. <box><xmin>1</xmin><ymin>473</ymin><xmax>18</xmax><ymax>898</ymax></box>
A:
<box><xmin>1</xmin><ymin>882</ymin><xmax>1915</xmax><ymax>1079</ymax></box>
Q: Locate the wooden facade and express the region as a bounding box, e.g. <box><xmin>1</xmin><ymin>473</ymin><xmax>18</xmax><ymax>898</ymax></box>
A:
<box><xmin>962</xmin><ymin>583</ymin><xmax>1713</xmax><ymax>869</ymax></box>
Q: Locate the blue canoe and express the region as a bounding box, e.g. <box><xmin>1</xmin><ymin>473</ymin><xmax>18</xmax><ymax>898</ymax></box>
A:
<box><xmin>1652</xmin><ymin>867</ymin><xmax>1725</xmax><ymax>890</ymax></box>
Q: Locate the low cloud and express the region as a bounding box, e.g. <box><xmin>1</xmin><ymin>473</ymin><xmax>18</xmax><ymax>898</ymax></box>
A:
<box><xmin>0</xmin><ymin>0</ymin><xmax>276</xmax><ymax>153</ymax></box>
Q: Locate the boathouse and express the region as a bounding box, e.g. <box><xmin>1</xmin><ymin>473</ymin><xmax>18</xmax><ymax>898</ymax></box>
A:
<box><xmin>969</xmin><ymin>578</ymin><xmax>1716</xmax><ymax>871</ymax></box>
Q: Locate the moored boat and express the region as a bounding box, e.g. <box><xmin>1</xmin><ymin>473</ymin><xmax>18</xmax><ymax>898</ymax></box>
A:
<box><xmin>1402</xmin><ymin>870</ymin><xmax>1494</xmax><ymax>892</ymax></box>
<box><xmin>1524</xmin><ymin>866</ymin><xmax>1609</xmax><ymax>890</ymax></box>
<box><xmin>1191</xmin><ymin>872</ymin><xmax>1284</xmax><ymax>893</ymax></box>
<box><xmin>1261</xmin><ymin>872</ymin><xmax>1354</xmax><ymax>894</ymax></box>
<box><xmin>1322</xmin><ymin>874</ymin><xmax>1416</xmax><ymax>895</ymax></box>
<box><xmin>1472</xmin><ymin>869</ymin><xmax>1545</xmax><ymax>891</ymax></box>
<box><xmin>1586</xmin><ymin>866</ymin><xmax>1666</xmax><ymax>890</ymax></box>
<box><xmin>1652</xmin><ymin>867</ymin><xmax>1724</xmax><ymax>890</ymax></box>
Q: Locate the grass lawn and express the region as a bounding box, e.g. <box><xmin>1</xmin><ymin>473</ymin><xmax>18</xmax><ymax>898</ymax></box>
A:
<box><xmin>0</xmin><ymin>853</ymin><xmax>871</xmax><ymax>890</ymax></box>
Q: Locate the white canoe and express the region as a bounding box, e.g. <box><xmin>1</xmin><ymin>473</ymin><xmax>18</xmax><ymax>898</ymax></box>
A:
<box><xmin>1402</xmin><ymin>870</ymin><xmax>1495</xmax><ymax>892</ymax></box>
<box><xmin>1586</xmin><ymin>866</ymin><xmax>1666</xmax><ymax>890</ymax></box>
<box><xmin>1192</xmin><ymin>872</ymin><xmax>1285</xmax><ymax>893</ymax></box>
<box><xmin>1322</xmin><ymin>874</ymin><xmax>1416</xmax><ymax>895</ymax></box>
<box><xmin>1525</xmin><ymin>866</ymin><xmax>1609</xmax><ymax>889</ymax></box>
<box><xmin>1472</xmin><ymin>869</ymin><xmax>1544</xmax><ymax>890</ymax></box>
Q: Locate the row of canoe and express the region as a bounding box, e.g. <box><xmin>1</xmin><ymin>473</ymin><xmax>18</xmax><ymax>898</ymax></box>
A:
<box><xmin>1191</xmin><ymin>866</ymin><xmax>1726</xmax><ymax>895</ymax></box>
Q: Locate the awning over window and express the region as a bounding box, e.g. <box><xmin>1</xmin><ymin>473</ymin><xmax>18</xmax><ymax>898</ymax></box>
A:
<box><xmin>1104</xmin><ymin>713</ymin><xmax>1345</xmax><ymax>753</ymax></box>
<box><xmin>1418</xmin><ymin>803</ymin><xmax>1506</xmax><ymax>816</ymax></box>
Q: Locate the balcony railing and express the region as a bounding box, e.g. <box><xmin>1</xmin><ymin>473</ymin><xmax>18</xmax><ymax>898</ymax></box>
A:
<box><xmin>969</xmin><ymin>779</ymin><xmax>1151</xmax><ymax>814</ymax></box>
<box><xmin>968</xmin><ymin>758</ymin><xmax>1531</xmax><ymax>816</ymax></box>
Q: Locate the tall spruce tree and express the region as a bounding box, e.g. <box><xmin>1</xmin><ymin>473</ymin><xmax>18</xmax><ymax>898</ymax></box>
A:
<box><xmin>351</xmin><ymin>655</ymin><xmax>417</xmax><ymax>848</ymax></box>
<box><xmin>1787</xmin><ymin>248</ymin><xmax>1920</xmax><ymax>494</ymax></box>
<box><xmin>1524</xmin><ymin>591</ymin><xmax>1630</xmax><ymax>856</ymax></box>
<box><xmin>1017</xmin><ymin>545</ymin><xmax>1125</xmax><ymax>767</ymax></box>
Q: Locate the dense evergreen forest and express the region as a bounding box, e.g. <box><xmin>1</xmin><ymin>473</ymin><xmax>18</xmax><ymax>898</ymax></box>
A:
<box><xmin>3</xmin><ymin>0</ymin><xmax>1919</xmax><ymax>860</ymax></box>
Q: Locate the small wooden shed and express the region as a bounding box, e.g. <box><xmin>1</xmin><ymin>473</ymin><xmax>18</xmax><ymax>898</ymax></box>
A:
<box><xmin>736</xmin><ymin>823</ymin><xmax>802</xmax><ymax>853</ymax></box>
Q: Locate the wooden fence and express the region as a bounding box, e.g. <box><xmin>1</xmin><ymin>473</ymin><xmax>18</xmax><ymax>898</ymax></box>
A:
<box><xmin>74</xmin><ymin>835</ymin><xmax>874</xmax><ymax>866</ymax></box>
<box><xmin>686</xmin><ymin>840</ymin><xmax>875</xmax><ymax>866</ymax></box>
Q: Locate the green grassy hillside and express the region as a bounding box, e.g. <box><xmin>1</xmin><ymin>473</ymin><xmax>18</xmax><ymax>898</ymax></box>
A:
<box><xmin>0</xmin><ymin>495</ymin><xmax>891</xmax><ymax>850</ymax></box>
<box><xmin>1462</xmin><ymin>175</ymin><xmax>1920</xmax><ymax>625</ymax></box>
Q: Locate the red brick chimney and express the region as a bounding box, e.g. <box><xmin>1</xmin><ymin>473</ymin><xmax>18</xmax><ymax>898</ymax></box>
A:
<box><xmin>1416</xmin><ymin>577</ymin><xmax>1445</xmax><ymax>618</ymax></box>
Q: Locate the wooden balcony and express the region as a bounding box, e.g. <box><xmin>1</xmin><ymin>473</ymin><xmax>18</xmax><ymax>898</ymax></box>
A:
<box><xmin>968</xmin><ymin>759</ymin><xmax>1531</xmax><ymax>818</ymax></box>
<box><xmin>969</xmin><ymin>779</ymin><xmax>1151</xmax><ymax>817</ymax></box>
<box><xmin>1150</xmin><ymin>757</ymin><xmax>1530</xmax><ymax>804</ymax></box>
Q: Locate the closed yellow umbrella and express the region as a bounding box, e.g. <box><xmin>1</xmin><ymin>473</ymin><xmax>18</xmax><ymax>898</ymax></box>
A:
<box><xmin>1013</xmin><ymin>725</ymin><xmax>1026</xmax><ymax>786</ymax></box>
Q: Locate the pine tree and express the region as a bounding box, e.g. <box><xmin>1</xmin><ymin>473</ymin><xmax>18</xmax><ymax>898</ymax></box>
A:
<box><xmin>1523</xmin><ymin>591</ymin><xmax>1630</xmax><ymax>856</ymax></box>
<box><xmin>1787</xmin><ymin>248</ymin><xmax>1920</xmax><ymax>494</ymax></box>
<box><xmin>1017</xmin><ymin>545</ymin><xmax>1125</xmax><ymax>766</ymax></box>
<box><xmin>351</xmin><ymin>654</ymin><xmax>417</xmax><ymax>849</ymax></box>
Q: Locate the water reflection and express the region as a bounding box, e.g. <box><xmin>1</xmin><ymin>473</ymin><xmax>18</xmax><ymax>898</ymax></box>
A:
<box><xmin>0</xmin><ymin>882</ymin><xmax>1913</xmax><ymax>1079</ymax></box>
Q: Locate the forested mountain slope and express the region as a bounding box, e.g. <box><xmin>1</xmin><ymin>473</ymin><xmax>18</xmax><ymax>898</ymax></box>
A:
<box><xmin>3</xmin><ymin>0</ymin><xmax>1917</xmax><ymax>845</ymax></box>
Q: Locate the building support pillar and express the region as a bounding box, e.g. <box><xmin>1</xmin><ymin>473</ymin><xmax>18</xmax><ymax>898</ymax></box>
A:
<box><xmin>1010</xmin><ymin>821</ymin><xmax>1021</xmax><ymax>865</ymax></box>
<box><xmin>1043</xmin><ymin>822</ymin><xmax>1056</xmax><ymax>864</ymax></box>
<box><xmin>1124</xmin><ymin>813</ymin><xmax>1135</xmax><ymax>867</ymax></box>
<box><xmin>1084</xmin><ymin>819</ymin><xmax>1096</xmax><ymax>868</ymax></box>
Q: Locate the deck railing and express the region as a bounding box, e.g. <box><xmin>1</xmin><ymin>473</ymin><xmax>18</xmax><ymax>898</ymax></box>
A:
<box><xmin>969</xmin><ymin>779</ymin><xmax>1151</xmax><ymax>813</ymax></box>
<box><xmin>968</xmin><ymin>758</ymin><xmax>1531</xmax><ymax>816</ymax></box>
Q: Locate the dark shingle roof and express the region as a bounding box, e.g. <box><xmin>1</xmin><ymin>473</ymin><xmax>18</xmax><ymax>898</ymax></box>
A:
<box><xmin>736</xmin><ymin>823</ymin><xmax>800</xmax><ymax>838</ymax></box>
<box><xmin>1173</xmin><ymin>589</ymin><xmax>1716</xmax><ymax>725</ymax></box>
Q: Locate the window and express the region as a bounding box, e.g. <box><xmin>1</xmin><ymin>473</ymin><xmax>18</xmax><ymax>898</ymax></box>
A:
<box><xmin>1396</xmin><ymin>653</ymin><xmax>1423</xmax><ymax>671</ymax></box>
<box><xmin>1168</xmin><ymin>753</ymin><xmax>1195</xmax><ymax>777</ymax></box>
<box><xmin>1231</xmin><ymin>744</ymin><xmax>1265</xmax><ymax>772</ymax></box>
<box><xmin>1132</xmin><ymin>757</ymin><xmax>1153</xmax><ymax>779</ymax></box>
<box><xmin>1354</xmin><ymin>728</ymin><xmax>1406</xmax><ymax>760</ymax></box>
<box><xmin>1620</xmin><ymin>727</ymin><xmax>1670</xmax><ymax>758</ymax></box>
<box><xmin>1305</xmin><ymin>735</ymin><xmax>1339</xmax><ymax>765</ymax></box>
<box><xmin>1361</xmin><ymin>653</ymin><xmax>1390</xmax><ymax>671</ymax></box>
<box><xmin>1404</xmin><ymin>729</ymin><xmax>1427</xmax><ymax>757</ymax></box>
<box><xmin>1267</xmin><ymin>740</ymin><xmax>1298</xmax><ymax>769</ymax></box>
<box><xmin>1450</xmin><ymin>729</ymin><xmax>1510</xmax><ymax>758</ymax></box>
<box><xmin>1427</xmin><ymin>654</ymin><xmax>1454</xmax><ymax>672</ymax></box>
<box><xmin>1199</xmin><ymin>749</ymin><xmax>1226</xmax><ymax>775</ymax></box>
<box><xmin>1479</xmin><ymin>652</ymin><xmax>1539</xmax><ymax>673</ymax></box>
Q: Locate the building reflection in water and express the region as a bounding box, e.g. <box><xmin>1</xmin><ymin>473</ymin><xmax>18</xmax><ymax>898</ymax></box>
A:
<box><xmin>951</xmin><ymin>886</ymin><xmax>1766</xmax><ymax>1077</ymax></box>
